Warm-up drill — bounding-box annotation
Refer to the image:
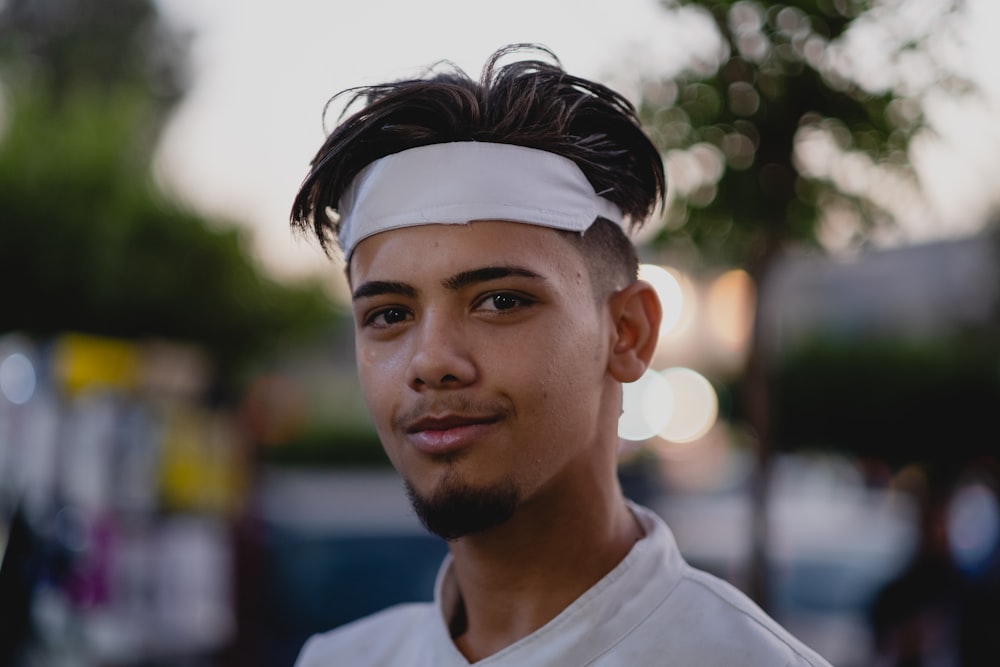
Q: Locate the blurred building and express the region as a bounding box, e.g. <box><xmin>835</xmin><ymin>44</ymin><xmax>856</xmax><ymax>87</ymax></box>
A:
<box><xmin>762</xmin><ymin>229</ymin><xmax>1000</xmax><ymax>351</ymax></box>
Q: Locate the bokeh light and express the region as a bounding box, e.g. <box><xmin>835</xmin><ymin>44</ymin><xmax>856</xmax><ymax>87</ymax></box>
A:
<box><xmin>619</xmin><ymin>367</ymin><xmax>719</xmax><ymax>445</ymax></box>
<box><xmin>657</xmin><ymin>367</ymin><xmax>718</xmax><ymax>443</ymax></box>
<box><xmin>640</xmin><ymin>264</ymin><xmax>698</xmax><ymax>346</ymax></box>
<box><xmin>0</xmin><ymin>352</ymin><xmax>37</xmax><ymax>404</ymax></box>
<box><xmin>706</xmin><ymin>269</ymin><xmax>755</xmax><ymax>353</ymax></box>
<box><xmin>619</xmin><ymin>368</ymin><xmax>674</xmax><ymax>442</ymax></box>
<box><xmin>639</xmin><ymin>264</ymin><xmax>683</xmax><ymax>336</ymax></box>
<box><xmin>947</xmin><ymin>482</ymin><xmax>1000</xmax><ymax>574</ymax></box>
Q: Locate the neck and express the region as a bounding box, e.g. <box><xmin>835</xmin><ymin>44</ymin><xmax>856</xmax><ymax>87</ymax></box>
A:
<box><xmin>445</xmin><ymin>475</ymin><xmax>643</xmax><ymax>662</ymax></box>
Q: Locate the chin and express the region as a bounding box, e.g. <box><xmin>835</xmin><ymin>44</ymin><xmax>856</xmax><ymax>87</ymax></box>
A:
<box><xmin>404</xmin><ymin>475</ymin><xmax>519</xmax><ymax>540</ymax></box>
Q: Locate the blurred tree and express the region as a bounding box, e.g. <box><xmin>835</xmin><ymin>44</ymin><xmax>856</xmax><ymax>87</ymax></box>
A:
<box><xmin>640</xmin><ymin>0</ymin><xmax>975</xmax><ymax>604</ymax></box>
<box><xmin>0</xmin><ymin>0</ymin><xmax>187</xmax><ymax>116</ymax></box>
<box><xmin>641</xmin><ymin>0</ymin><xmax>972</xmax><ymax>264</ymax></box>
<box><xmin>0</xmin><ymin>89</ymin><xmax>335</xmax><ymax>383</ymax></box>
<box><xmin>0</xmin><ymin>0</ymin><xmax>335</xmax><ymax>385</ymax></box>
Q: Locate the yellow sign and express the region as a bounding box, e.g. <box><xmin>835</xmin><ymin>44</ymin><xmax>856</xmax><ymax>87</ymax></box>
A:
<box><xmin>54</xmin><ymin>333</ymin><xmax>138</xmax><ymax>394</ymax></box>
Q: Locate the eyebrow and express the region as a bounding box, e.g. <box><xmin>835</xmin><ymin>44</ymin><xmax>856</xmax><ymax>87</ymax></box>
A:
<box><xmin>352</xmin><ymin>266</ymin><xmax>545</xmax><ymax>302</ymax></box>
<box><xmin>442</xmin><ymin>265</ymin><xmax>545</xmax><ymax>291</ymax></box>
<box><xmin>352</xmin><ymin>280</ymin><xmax>417</xmax><ymax>301</ymax></box>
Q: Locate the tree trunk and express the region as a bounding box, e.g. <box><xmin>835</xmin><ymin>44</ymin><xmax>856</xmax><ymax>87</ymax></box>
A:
<box><xmin>742</xmin><ymin>232</ymin><xmax>782</xmax><ymax>609</ymax></box>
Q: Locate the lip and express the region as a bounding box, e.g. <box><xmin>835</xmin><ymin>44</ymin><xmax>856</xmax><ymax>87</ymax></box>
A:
<box><xmin>405</xmin><ymin>414</ymin><xmax>501</xmax><ymax>455</ymax></box>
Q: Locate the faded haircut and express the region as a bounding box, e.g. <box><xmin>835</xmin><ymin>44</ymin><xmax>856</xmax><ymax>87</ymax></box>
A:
<box><xmin>290</xmin><ymin>44</ymin><xmax>666</xmax><ymax>294</ymax></box>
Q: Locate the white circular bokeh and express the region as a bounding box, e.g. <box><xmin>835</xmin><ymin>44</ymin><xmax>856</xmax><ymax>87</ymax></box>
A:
<box><xmin>619</xmin><ymin>368</ymin><xmax>675</xmax><ymax>441</ymax></box>
<box><xmin>657</xmin><ymin>367</ymin><xmax>718</xmax><ymax>443</ymax></box>
<box><xmin>0</xmin><ymin>352</ymin><xmax>37</xmax><ymax>405</ymax></box>
<box><xmin>947</xmin><ymin>483</ymin><xmax>1000</xmax><ymax>572</ymax></box>
<box><xmin>639</xmin><ymin>264</ymin><xmax>685</xmax><ymax>336</ymax></box>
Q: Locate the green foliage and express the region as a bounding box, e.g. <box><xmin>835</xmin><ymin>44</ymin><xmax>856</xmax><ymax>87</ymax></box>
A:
<box><xmin>0</xmin><ymin>0</ymin><xmax>337</xmax><ymax>395</ymax></box>
<box><xmin>0</xmin><ymin>0</ymin><xmax>187</xmax><ymax>120</ymax></box>
<box><xmin>643</xmin><ymin>0</ymin><xmax>967</xmax><ymax>268</ymax></box>
<box><xmin>771</xmin><ymin>336</ymin><xmax>1000</xmax><ymax>465</ymax></box>
<box><xmin>0</xmin><ymin>88</ymin><xmax>335</xmax><ymax>379</ymax></box>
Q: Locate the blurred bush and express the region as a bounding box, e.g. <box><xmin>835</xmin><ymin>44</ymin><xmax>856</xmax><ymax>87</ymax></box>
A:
<box><xmin>772</xmin><ymin>335</ymin><xmax>1000</xmax><ymax>467</ymax></box>
<box><xmin>0</xmin><ymin>0</ymin><xmax>336</xmax><ymax>387</ymax></box>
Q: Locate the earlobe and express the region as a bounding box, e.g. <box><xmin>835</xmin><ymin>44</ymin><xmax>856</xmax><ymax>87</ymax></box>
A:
<box><xmin>607</xmin><ymin>280</ymin><xmax>661</xmax><ymax>382</ymax></box>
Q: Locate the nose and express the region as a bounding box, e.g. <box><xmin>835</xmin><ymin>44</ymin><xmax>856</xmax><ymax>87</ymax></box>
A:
<box><xmin>407</xmin><ymin>310</ymin><xmax>477</xmax><ymax>391</ymax></box>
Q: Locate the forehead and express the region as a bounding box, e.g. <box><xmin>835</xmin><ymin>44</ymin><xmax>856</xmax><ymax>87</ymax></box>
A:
<box><xmin>348</xmin><ymin>220</ymin><xmax>588</xmax><ymax>287</ymax></box>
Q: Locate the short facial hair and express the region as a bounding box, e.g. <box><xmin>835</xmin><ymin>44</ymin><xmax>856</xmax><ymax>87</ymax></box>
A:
<box><xmin>405</xmin><ymin>475</ymin><xmax>519</xmax><ymax>541</ymax></box>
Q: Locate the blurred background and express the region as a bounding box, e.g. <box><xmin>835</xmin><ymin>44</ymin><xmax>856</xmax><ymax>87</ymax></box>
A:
<box><xmin>1</xmin><ymin>0</ymin><xmax>998</xmax><ymax>666</ymax></box>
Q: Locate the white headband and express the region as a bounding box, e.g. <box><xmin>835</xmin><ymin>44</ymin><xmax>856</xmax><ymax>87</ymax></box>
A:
<box><xmin>336</xmin><ymin>142</ymin><xmax>624</xmax><ymax>258</ymax></box>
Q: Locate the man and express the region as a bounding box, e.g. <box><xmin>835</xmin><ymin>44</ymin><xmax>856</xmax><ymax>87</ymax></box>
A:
<box><xmin>290</xmin><ymin>44</ymin><xmax>831</xmax><ymax>666</ymax></box>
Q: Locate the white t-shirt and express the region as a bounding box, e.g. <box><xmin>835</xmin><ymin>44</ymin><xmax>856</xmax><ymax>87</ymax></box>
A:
<box><xmin>295</xmin><ymin>503</ymin><xmax>832</xmax><ymax>666</ymax></box>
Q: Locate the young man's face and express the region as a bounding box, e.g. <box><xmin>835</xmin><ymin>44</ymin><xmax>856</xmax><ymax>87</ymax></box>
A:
<box><xmin>349</xmin><ymin>220</ymin><xmax>624</xmax><ymax>538</ymax></box>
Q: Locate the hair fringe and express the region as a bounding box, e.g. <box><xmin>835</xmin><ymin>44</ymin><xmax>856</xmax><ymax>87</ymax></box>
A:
<box><xmin>291</xmin><ymin>44</ymin><xmax>665</xmax><ymax>258</ymax></box>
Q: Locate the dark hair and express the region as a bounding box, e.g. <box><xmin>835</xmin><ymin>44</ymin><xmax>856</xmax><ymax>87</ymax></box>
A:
<box><xmin>290</xmin><ymin>44</ymin><xmax>665</xmax><ymax>289</ymax></box>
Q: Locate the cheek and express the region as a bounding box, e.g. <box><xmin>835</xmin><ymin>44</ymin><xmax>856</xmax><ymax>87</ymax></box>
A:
<box><xmin>547</xmin><ymin>317</ymin><xmax>606</xmax><ymax>377</ymax></box>
<box><xmin>514</xmin><ymin>325</ymin><xmax>604</xmax><ymax>415</ymax></box>
<box><xmin>356</xmin><ymin>343</ymin><xmax>403</xmax><ymax>416</ymax></box>
<box><xmin>356</xmin><ymin>343</ymin><xmax>381</xmax><ymax>375</ymax></box>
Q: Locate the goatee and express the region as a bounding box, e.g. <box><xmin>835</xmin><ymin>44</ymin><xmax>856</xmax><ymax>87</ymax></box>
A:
<box><xmin>405</xmin><ymin>476</ymin><xmax>518</xmax><ymax>540</ymax></box>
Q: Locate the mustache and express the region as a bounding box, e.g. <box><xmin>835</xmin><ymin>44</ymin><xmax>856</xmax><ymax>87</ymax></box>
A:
<box><xmin>392</xmin><ymin>396</ymin><xmax>514</xmax><ymax>432</ymax></box>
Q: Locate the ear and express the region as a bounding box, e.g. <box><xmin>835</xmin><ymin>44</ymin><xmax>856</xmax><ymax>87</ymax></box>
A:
<box><xmin>607</xmin><ymin>280</ymin><xmax>661</xmax><ymax>383</ymax></box>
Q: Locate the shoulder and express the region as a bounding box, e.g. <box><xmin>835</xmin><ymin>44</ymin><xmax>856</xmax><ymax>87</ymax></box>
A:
<box><xmin>294</xmin><ymin>603</ymin><xmax>434</xmax><ymax>667</ymax></box>
<box><xmin>657</xmin><ymin>565</ymin><xmax>833</xmax><ymax>666</ymax></box>
<box><xmin>620</xmin><ymin>504</ymin><xmax>831</xmax><ymax>666</ymax></box>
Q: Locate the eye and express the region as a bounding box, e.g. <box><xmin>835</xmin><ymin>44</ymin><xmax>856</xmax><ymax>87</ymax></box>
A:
<box><xmin>491</xmin><ymin>294</ymin><xmax>520</xmax><ymax>310</ymax></box>
<box><xmin>366</xmin><ymin>307</ymin><xmax>412</xmax><ymax>328</ymax></box>
<box><xmin>477</xmin><ymin>292</ymin><xmax>534</xmax><ymax>312</ymax></box>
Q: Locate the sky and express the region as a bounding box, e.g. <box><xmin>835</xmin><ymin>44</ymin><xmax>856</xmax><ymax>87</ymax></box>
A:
<box><xmin>153</xmin><ymin>0</ymin><xmax>1000</xmax><ymax>282</ymax></box>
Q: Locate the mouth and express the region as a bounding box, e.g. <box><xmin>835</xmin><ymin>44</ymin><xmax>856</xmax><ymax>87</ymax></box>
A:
<box><xmin>407</xmin><ymin>414</ymin><xmax>501</xmax><ymax>433</ymax></box>
<box><xmin>404</xmin><ymin>414</ymin><xmax>502</xmax><ymax>455</ymax></box>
